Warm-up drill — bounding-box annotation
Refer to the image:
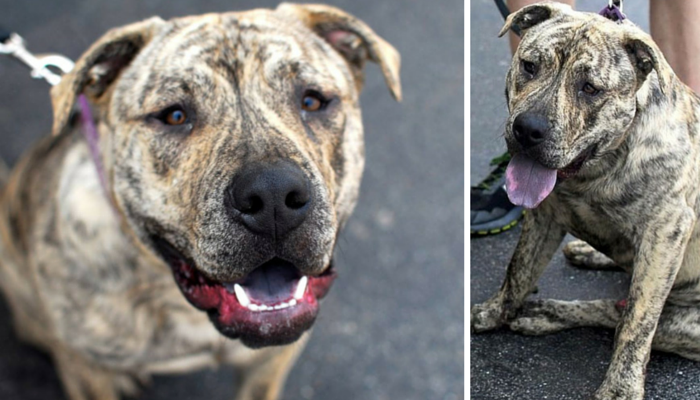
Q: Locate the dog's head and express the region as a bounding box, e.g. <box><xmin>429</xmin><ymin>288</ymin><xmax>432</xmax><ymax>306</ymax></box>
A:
<box><xmin>50</xmin><ymin>4</ymin><xmax>400</xmax><ymax>348</ymax></box>
<box><xmin>498</xmin><ymin>3</ymin><xmax>672</xmax><ymax>208</ymax></box>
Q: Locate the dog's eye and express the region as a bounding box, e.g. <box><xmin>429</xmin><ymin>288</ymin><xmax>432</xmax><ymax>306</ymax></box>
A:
<box><xmin>581</xmin><ymin>82</ymin><xmax>601</xmax><ymax>97</ymax></box>
<box><xmin>521</xmin><ymin>60</ymin><xmax>538</xmax><ymax>77</ymax></box>
<box><xmin>163</xmin><ymin>108</ymin><xmax>188</xmax><ymax>125</ymax></box>
<box><xmin>149</xmin><ymin>106</ymin><xmax>194</xmax><ymax>131</ymax></box>
<box><xmin>301</xmin><ymin>91</ymin><xmax>328</xmax><ymax>112</ymax></box>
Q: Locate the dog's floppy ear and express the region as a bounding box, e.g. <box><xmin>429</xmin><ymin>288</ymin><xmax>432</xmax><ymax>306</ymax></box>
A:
<box><xmin>498</xmin><ymin>2</ymin><xmax>569</xmax><ymax>37</ymax></box>
<box><xmin>624</xmin><ymin>33</ymin><xmax>670</xmax><ymax>94</ymax></box>
<box><xmin>50</xmin><ymin>17</ymin><xmax>165</xmax><ymax>136</ymax></box>
<box><xmin>277</xmin><ymin>3</ymin><xmax>402</xmax><ymax>101</ymax></box>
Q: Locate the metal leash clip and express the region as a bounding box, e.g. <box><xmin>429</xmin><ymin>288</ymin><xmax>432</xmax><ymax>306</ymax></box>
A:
<box><xmin>0</xmin><ymin>32</ymin><xmax>74</xmax><ymax>86</ymax></box>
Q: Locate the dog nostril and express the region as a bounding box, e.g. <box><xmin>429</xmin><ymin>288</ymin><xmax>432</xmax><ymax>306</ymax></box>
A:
<box><xmin>285</xmin><ymin>191</ymin><xmax>308</xmax><ymax>210</ymax></box>
<box><xmin>514</xmin><ymin>127</ymin><xmax>523</xmax><ymax>140</ymax></box>
<box><xmin>240</xmin><ymin>195</ymin><xmax>264</xmax><ymax>215</ymax></box>
<box><xmin>530</xmin><ymin>129</ymin><xmax>544</xmax><ymax>140</ymax></box>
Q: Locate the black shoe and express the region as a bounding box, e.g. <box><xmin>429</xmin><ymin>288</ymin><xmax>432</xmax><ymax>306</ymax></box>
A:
<box><xmin>470</xmin><ymin>153</ymin><xmax>524</xmax><ymax>237</ymax></box>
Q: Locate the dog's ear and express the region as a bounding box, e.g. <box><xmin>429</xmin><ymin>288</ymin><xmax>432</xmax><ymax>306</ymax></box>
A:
<box><xmin>276</xmin><ymin>3</ymin><xmax>402</xmax><ymax>101</ymax></box>
<box><xmin>50</xmin><ymin>17</ymin><xmax>165</xmax><ymax>136</ymax></box>
<box><xmin>498</xmin><ymin>2</ymin><xmax>570</xmax><ymax>37</ymax></box>
<box><xmin>624</xmin><ymin>33</ymin><xmax>670</xmax><ymax>95</ymax></box>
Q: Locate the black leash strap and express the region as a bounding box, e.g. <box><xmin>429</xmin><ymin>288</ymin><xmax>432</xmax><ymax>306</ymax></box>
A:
<box><xmin>493</xmin><ymin>0</ymin><xmax>521</xmax><ymax>37</ymax></box>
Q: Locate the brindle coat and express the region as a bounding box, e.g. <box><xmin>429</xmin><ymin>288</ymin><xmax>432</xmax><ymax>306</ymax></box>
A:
<box><xmin>471</xmin><ymin>3</ymin><xmax>700</xmax><ymax>400</ymax></box>
<box><xmin>0</xmin><ymin>4</ymin><xmax>400</xmax><ymax>400</ymax></box>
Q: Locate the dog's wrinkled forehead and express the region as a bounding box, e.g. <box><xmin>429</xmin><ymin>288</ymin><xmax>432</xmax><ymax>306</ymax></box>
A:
<box><xmin>501</xmin><ymin>3</ymin><xmax>667</xmax><ymax>99</ymax></box>
<box><xmin>516</xmin><ymin>18</ymin><xmax>639</xmax><ymax>91</ymax></box>
<box><xmin>49</xmin><ymin>4</ymin><xmax>401</xmax><ymax>136</ymax></box>
<box><xmin>115</xmin><ymin>12</ymin><xmax>350</xmax><ymax>114</ymax></box>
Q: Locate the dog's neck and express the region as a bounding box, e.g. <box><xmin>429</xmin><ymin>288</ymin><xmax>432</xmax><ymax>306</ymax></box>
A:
<box><xmin>56</xmin><ymin>136</ymin><xmax>172</xmax><ymax>282</ymax></box>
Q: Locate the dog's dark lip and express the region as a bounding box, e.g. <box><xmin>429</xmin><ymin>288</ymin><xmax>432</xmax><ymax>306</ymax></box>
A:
<box><xmin>557</xmin><ymin>144</ymin><xmax>597</xmax><ymax>180</ymax></box>
<box><xmin>150</xmin><ymin>236</ymin><xmax>336</xmax><ymax>347</ymax></box>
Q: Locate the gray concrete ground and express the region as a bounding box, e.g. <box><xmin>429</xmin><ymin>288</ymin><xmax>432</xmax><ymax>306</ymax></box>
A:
<box><xmin>0</xmin><ymin>1</ymin><xmax>464</xmax><ymax>399</ymax></box>
<box><xmin>470</xmin><ymin>0</ymin><xmax>700</xmax><ymax>399</ymax></box>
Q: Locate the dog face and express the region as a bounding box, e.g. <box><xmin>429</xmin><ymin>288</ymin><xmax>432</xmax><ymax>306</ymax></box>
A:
<box><xmin>50</xmin><ymin>4</ymin><xmax>400</xmax><ymax>348</ymax></box>
<box><xmin>500</xmin><ymin>3</ymin><xmax>667</xmax><ymax>178</ymax></box>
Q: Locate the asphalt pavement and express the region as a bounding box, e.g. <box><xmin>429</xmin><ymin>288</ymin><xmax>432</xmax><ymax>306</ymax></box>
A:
<box><xmin>0</xmin><ymin>1</ymin><xmax>464</xmax><ymax>399</ymax></box>
<box><xmin>470</xmin><ymin>0</ymin><xmax>700</xmax><ymax>399</ymax></box>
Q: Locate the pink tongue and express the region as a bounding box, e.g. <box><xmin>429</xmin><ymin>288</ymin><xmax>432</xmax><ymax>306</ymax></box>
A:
<box><xmin>505</xmin><ymin>153</ymin><xmax>557</xmax><ymax>209</ymax></box>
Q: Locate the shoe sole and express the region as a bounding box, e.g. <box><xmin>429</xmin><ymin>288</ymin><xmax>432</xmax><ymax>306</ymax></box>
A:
<box><xmin>470</xmin><ymin>207</ymin><xmax>525</xmax><ymax>237</ymax></box>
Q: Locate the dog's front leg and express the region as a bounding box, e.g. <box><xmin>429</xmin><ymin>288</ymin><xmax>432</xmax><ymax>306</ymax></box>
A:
<box><xmin>471</xmin><ymin>203</ymin><xmax>565</xmax><ymax>332</ymax></box>
<box><xmin>592</xmin><ymin>207</ymin><xmax>695</xmax><ymax>400</ymax></box>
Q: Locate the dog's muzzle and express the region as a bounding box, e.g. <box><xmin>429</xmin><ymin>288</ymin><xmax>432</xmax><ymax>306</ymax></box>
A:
<box><xmin>151</xmin><ymin>161</ymin><xmax>337</xmax><ymax>348</ymax></box>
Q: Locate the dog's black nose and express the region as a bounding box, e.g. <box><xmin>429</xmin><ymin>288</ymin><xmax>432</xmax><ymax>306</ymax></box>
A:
<box><xmin>226</xmin><ymin>162</ymin><xmax>312</xmax><ymax>238</ymax></box>
<box><xmin>513</xmin><ymin>113</ymin><xmax>549</xmax><ymax>148</ymax></box>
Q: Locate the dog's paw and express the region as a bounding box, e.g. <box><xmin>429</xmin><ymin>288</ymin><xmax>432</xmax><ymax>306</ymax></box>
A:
<box><xmin>589</xmin><ymin>392</ymin><xmax>643</xmax><ymax>400</ymax></box>
<box><xmin>589</xmin><ymin>382</ymin><xmax>644</xmax><ymax>400</ymax></box>
<box><xmin>470</xmin><ymin>300</ymin><xmax>504</xmax><ymax>333</ymax></box>
<box><xmin>508</xmin><ymin>300</ymin><xmax>568</xmax><ymax>335</ymax></box>
<box><xmin>563</xmin><ymin>240</ymin><xmax>620</xmax><ymax>271</ymax></box>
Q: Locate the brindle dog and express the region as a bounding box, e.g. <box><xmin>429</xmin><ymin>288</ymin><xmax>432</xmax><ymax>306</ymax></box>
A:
<box><xmin>0</xmin><ymin>4</ymin><xmax>401</xmax><ymax>400</ymax></box>
<box><xmin>471</xmin><ymin>3</ymin><xmax>700</xmax><ymax>400</ymax></box>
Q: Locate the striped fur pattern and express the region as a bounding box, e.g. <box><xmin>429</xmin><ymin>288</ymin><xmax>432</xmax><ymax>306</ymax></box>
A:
<box><xmin>0</xmin><ymin>158</ymin><xmax>7</xmax><ymax>189</ymax></box>
<box><xmin>0</xmin><ymin>4</ymin><xmax>400</xmax><ymax>400</ymax></box>
<box><xmin>472</xmin><ymin>3</ymin><xmax>700</xmax><ymax>400</ymax></box>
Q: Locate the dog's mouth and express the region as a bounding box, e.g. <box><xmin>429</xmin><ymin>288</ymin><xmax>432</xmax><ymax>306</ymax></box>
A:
<box><xmin>505</xmin><ymin>144</ymin><xmax>596</xmax><ymax>209</ymax></box>
<box><xmin>152</xmin><ymin>238</ymin><xmax>336</xmax><ymax>348</ymax></box>
<box><xmin>557</xmin><ymin>144</ymin><xmax>596</xmax><ymax>180</ymax></box>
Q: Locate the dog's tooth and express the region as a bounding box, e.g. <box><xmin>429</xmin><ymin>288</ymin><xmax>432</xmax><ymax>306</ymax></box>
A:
<box><xmin>289</xmin><ymin>299</ymin><xmax>297</xmax><ymax>306</ymax></box>
<box><xmin>294</xmin><ymin>276</ymin><xmax>308</xmax><ymax>300</ymax></box>
<box><xmin>233</xmin><ymin>284</ymin><xmax>251</xmax><ymax>307</ymax></box>
<box><xmin>248</xmin><ymin>304</ymin><xmax>259</xmax><ymax>312</ymax></box>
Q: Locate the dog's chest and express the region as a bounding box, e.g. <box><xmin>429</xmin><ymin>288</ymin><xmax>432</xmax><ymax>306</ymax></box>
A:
<box><xmin>551</xmin><ymin>190</ymin><xmax>638</xmax><ymax>267</ymax></box>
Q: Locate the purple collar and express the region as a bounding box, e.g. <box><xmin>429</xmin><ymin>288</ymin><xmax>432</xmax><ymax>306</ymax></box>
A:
<box><xmin>77</xmin><ymin>94</ymin><xmax>116</xmax><ymax>211</ymax></box>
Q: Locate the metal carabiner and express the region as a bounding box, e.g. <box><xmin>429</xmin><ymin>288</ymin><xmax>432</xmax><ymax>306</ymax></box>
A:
<box><xmin>0</xmin><ymin>33</ymin><xmax>74</xmax><ymax>86</ymax></box>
